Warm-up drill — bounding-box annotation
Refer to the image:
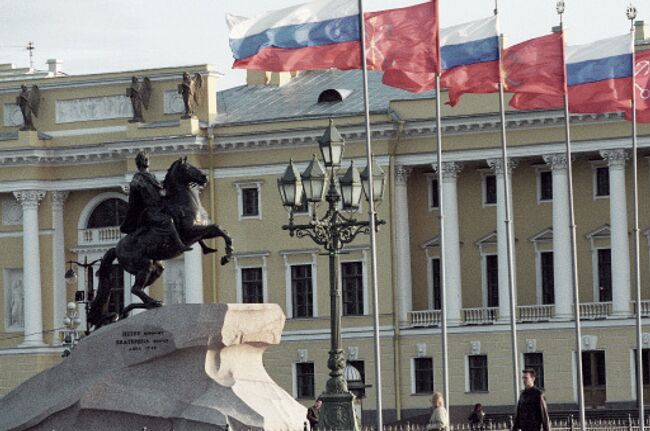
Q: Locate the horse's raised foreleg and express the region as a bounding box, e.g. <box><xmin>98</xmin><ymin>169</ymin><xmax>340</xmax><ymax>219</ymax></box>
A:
<box><xmin>131</xmin><ymin>261</ymin><xmax>164</xmax><ymax>308</ymax></box>
<box><xmin>186</xmin><ymin>224</ymin><xmax>234</xmax><ymax>265</ymax></box>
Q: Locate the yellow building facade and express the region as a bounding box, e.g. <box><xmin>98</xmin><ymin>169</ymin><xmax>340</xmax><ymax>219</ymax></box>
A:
<box><xmin>1</xmin><ymin>26</ymin><xmax>650</xmax><ymax>423</ymax></box>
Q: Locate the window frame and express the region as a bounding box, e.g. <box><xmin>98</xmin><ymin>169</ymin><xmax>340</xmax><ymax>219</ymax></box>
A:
<box><xmin>425</xmin><ymin>173</ymin><xmax>440</xmax><ymax>210</ymax></box>
<box><xmin>234</xmin><ymin>180</ymin><xmax>264</xmax><ymax>220</ymax></box>
<box><xmin>537</xmin><ymin>169</ymin><xmax>553</xmax><ymax>203</ymax></box>
<box><xmin>467</xmin><ymin>354</ymin><xmax>489</xmax><ymax>393</ymax></box>
<box><xmin>234</xmin><ymin>253</ymin><xmax>269</xmax><ymax>304</ymax></box>
<box><xmin>283</xmin><ymin>251</ymin><xmax>319</xmax><ymax>319</ymax></box>
<box><xmin>294</xmin><ymin>362</ymin><xmax>315</xmax><ymax>400</ymax></box>
<box><xmin>523</xmin><ymin>352</ymin><xmax>545</xmax><ymax>389</ymax></box>
<box><xmin>411</xmin><ymin>357</ymin><xmax>434</xmax><ymax>395</ymax></box>
<box><xmin>481</xmin><ymin>172</ymin><xmax>497</xmax><ymax>207</ymax></box>
<box><xmin>540</xmin><ymin>251</ymin><xmax>555</xmax><ymax>305</ymax></box>
<box><xmin>483</xmin><ymin>254</ymin><xmax>499</xmax><ymax>308</ymax></box>
<box><xmin>591</xmin><ymin>163</ymin><xmax>610</xmax><ymax>199</ymax></box>
<box><xmin>241</xmin><ymin>266</ymin><xmax>264</xmax><ymax>304</ymax></box>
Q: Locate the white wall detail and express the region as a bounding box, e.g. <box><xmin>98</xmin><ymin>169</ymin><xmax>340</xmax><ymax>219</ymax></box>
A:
<box><xmin>4</xmin><ymin>268</ymin><xmax>24</xmax><ymax>331</ymax></box>
<box><xmin>296</xmin><ymin>349</ymin><xmax>308</xmax><ymax>362</ymax></box>
<box><xmin>347</xmin><ymin>346</ymin><xmax>359</xmax><ymax>360</ymax></box>
<box><xmin>163</xmin><ymin>259</ymin><xmax>185</xmax><ymax>305</ymax></box>
<box><xmin>164</xmin><ymin>90</ymin><xmax>185</xmax><ymax>114</ymax></box>
<box><xmin>581</xmin><ymin>335</ymin><xmax>598</xmax><ymax>351</ymax></box>
<box><xmin>3</xmin><ymin>104</ymin><xmax>23</xmax><ymax>127</ymax></box>
<box><xmin>2</xmin><ymin>199</ymin><xmax>23</xmax><ymax>225</ymax></box>
<box><xmin>55</xmin><ymin>95</ymin><xmax>133</xmax><ymax>124</ymax></box>
<box><xmin>470</xmin><ymin>341</ymin><xmax>481</xmax><ymax>355</ymax></box>
<box><xmin>416</xmin><ymin>343</ymin><xmax>427</xmax><ymax>357</ymax></box>
<box><xmin>526</xmin><ymin>339</ymin><xmax>537</xmax><ymax>353</ymax></box>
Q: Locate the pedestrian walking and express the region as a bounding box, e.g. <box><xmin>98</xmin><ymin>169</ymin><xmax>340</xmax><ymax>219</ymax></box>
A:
<box><xmin>426</xmin><ymin>391</ymin><xmax>449</xmax><ymax>431</ymax></box>
<box><xmin>306</xmin><ymin>398</ymin><xmax>322</xmax><ymax>430</ymax></box>
<box><xmin>468</xmin><ymin>403</ymin><xmax>485</xmax><ymax>430</ymax></box>
<box><xmin>512</xmin><ymin>368</ymin><xmax>550</xmax><ymax>431</ymax></box>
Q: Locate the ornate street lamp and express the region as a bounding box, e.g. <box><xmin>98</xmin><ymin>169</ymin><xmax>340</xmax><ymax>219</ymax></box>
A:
<box><xmin>61</xmin><ymin>302</ymin><xmax>81</xmax><ymax>357</ymax></box>
<box><xmin>278</xmin><ymin>121</ymin><xmax>385</xmax><ymax>430</ymax></box>
<box><xmin>65</xmin><ymin>257</ymin><xmax>101</xmax><ymax>335</ymax></box>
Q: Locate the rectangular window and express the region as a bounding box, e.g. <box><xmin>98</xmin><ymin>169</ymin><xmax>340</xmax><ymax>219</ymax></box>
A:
<box><xmin>541</xmin><ymin>251</ymin><xmax>554</xmax><ymax>305</ymax></box>
<box><xmin>596</xmin><ymin>167</ymin><xmax>609</xmax><ymax>197</ymax></box>
<box><xmin>432</xmin><ymin>258</ymin><xmax>441</xmax><ymax>310</ymax></box>
<box><xmin>524</xmin><ymin>352</ymin><xmax>545</xmax><ymax>389</ymax></box>
<box><xmin>486</xmin><ymin>254</ymin><xmax>499</xmax><ymax>307</ymax></box>
<box><xmin>484</xmin><ymin>174</ymin><xmax>497</xmax><ymax>205</ymax></box>
<box><xmin>295</xmin><ymin>362</ymin><xmax>315</xmax><ymax>399</ymax></box>
<box><xmin>582</xmin><ymin>351</ymin><xmax>606</xmax><ymax>407</ymax></box>
<box><xmin>539</xmin><ymin>171</ymin><xmax>553</xmax><ymax>201</ymax></box>
<box><xmin>348</xmin><ymin>360</ymin><xmax>366</xmax><ymax>398</ymax></box>
<box><xmin>291</xmin><ymin>264</ymin><xmax>313</xmax><ymax>318</ymax></box>
<box><xmin>597</xmin><ymin>249</ymin><xmax>612</xmax><ymax>302</ymax></box>
<box><xmin>241</xmin><ymin>267</ymin><xmax>263</xmax><ymax>303</ymax></box>
<box><xmin>414</xmin><ymin>357</ymin><xmax>434</xmax><ymax>394</ymax></box>
<box><xmin>468</xmin><ymin>355</ymin><xmax>489</xmax><ymax>392</ymax></box>
<box><xmin>241</xmin><ymin>187</ymin><xmax>259</xmax><ymax>217</ymax></box>
<box><xmin>431</xmin><ymin>178</ymin><xmax>439</xmax><ymax>208</ymax></box>
<box><xmin>342</xmin><ymin>261</ymin><xmax>364</xmax><ymax>316</ymax></box>
<box><xmin>107</xmin><ymin>264</ymin><xmax>124</xmax><ymax>316</ymax></box>
<box><xmin>633</xmin><ymin>349</ymin><xmax>650</xmax><ymax>402</ymax></box>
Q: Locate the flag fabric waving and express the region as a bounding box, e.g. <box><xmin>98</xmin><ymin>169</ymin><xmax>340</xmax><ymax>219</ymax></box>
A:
<box><xmin>227</xmin><ymin>0</ymin><xmax>440</xmax><ymax>86</ymax></box>
<box><xmin>439</xmin><ymin>16</ymin><xmax>500</xmax><ymax>106</ymax></box>
<box><xmin>367</xmin><ymin>1</ymin><xmax>439</xmax><ymax>91</ymax></box>
<box><xmin>503</xmin><ymin>32</ymin><xmax>565</xmax><ymax>110</ymax></box>
<box><xmin>227</xmin><ymin>0</ymin><xmax>360</xmax><ymax>71</ymax></box>
<box><xmin>626</xmin><ymin>49</ymin><xmax>650</xmax><ymax>122</ymax></box>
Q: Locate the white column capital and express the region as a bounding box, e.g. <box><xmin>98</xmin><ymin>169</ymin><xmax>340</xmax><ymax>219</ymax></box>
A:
<box><xmin>433</xmin><ymin>162</ymin><xmax>464</xmax><ymax>180</ymax></box>
<box><xmin>487</xmin><ymin>158</ymin><xmax>518</xmax><ymax>175</ymax></box>
<box><xmin>543</xmin><ymin>153</ymin><xmax>571</xmax><ymax>171</ymax></box>
<box><xmin>394</xmin><ymin>165</ymin><xmax>413</xmax><ymax>185</ymax></box>
<box><xmin>14</xmin><ymin>190</ymin><xmax>46</xmax><ymax>209</ymax></box>
<box><xmin>51</xmin><ymin>191</ymin><xmax>70</xmax><ymax>209</ymax></box>
<box><xmin>600</xmin><ymin>149</ymin><xmax>629</xmax><ymax>170</ymax></box>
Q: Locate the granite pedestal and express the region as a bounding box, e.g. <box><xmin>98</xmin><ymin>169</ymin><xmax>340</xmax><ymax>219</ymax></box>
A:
<box><xmin>0</xmin><ymin>304</ymin><xmax>306</xmax><ymax>431</ymax></box>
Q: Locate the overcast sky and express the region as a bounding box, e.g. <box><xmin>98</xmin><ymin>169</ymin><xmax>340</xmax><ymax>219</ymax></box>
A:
<box><xmin>0</xmin><ymin>0</ymin><xmax>646</xmax><ymax>90</ymax></box>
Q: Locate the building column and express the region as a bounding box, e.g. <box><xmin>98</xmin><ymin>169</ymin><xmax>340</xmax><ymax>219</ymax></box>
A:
<box><xmin>51</xmin><ymin>191</ymin><xmax>69</xmax><ymax>345</ymax></box>
<box><xmin>487</xmin><ymin>158</ymin><xmax>517</xmax><ymax>323</ymax></box>
<box><xmin>600</xmin><ymin>149</ymin><xmax>631</xmax><ymax>317</ymax></box>
<box><xmin>435</xmin><ymin>162</ymin><xmax>463</xmax><ymax>325</ymax></box>
<box><xmin>14</xmin><ymin>190</ymin><xmax>46</xmax><ymax>347</ymax></box>
<box><xmin>184</xmin><ymin>247</ymin><xmax>203</xmax><ymax>303</ymax></box>
<box><xmin>394</xmin><ymin>165</ymin><xmax>413</xmax><ymax>322</ymax></box>
<box><xmin>543</xmin><ymin>154</ymin><xmax>573</xmax><ymax>320</ymax></box>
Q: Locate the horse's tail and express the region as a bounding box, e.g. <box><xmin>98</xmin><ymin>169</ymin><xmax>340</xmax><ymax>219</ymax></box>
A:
<box><xmin>87</xmin><ymin>247</ymin><xmax>117</xmax><ymax>329</ymax></box>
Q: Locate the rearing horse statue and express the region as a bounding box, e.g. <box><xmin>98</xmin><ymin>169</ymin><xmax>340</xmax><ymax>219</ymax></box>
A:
<box><xmin>88</xmin><ymin>156</ymin><xmax>233</xmax><ymax>329</ymax></box>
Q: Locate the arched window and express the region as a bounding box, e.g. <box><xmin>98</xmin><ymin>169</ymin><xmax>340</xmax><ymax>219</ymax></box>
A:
<box><xmin>87</xmin><ymin>198</ymin><xmax>128</xmax><ymax>228</ymax></box>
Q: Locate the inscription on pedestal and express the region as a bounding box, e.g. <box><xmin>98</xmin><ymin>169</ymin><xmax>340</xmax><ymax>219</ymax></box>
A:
<box><xmin>115</xmin><ymin>330</ymin><xmax>170</xmax><ymax>353</ymax></box>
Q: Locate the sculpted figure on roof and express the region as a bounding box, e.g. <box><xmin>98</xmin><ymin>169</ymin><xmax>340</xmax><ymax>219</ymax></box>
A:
<box><xmin>126</xmin><ymin>76</ymin><xmax>152</xmax><ymax>123</ymax></box>
<box><xmin>16</xmin><ymin>84</ymin><xmax>40</xmax><ymax>131</ymax></box>
<box><xmin>178</xmin><ymin>72</ymin><xmax>202</xmax><ymax>119</ymax></box>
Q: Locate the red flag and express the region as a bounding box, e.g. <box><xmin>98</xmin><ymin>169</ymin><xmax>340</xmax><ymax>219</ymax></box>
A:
<box><xmin>626</xmin><ymin>49</ymin><xmax>650</xmax><ymax>122</ymax></box>
<box><xmin>367</xmin><ymin>1</ymin><xmax>439</xmax><ymax>92</ymax></box>
<box><xmin>503</xmin><ymin>32</ymin><xmax>565</xmax><ymax>110</ymax></box>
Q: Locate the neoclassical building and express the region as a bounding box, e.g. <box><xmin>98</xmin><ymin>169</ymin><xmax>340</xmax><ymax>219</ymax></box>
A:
<box><xmin>1</xmin><ymin>24</ymin><xmax>649</xmax><ymax>423</ymax></box>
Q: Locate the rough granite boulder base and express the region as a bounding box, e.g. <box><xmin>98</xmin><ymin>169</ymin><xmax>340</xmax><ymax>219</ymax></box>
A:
<box><xmin>0</xmin><ymin>304</ymin><xmax>307</xmax><ymax>431</ymax></box>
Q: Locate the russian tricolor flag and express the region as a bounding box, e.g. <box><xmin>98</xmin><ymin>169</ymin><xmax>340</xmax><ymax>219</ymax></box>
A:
<box><xmin>440</xmin><ymin>16</ymin><xmax>500</xmax><ymax>106</ymax></box>
<box><xmin>566</xmin><ymin>33</ymin><xmax>634</xmax><ymax>113</ymax></box>
<box><xmin>227</xmin><ymin>0</ymin><xmax>361</xmax><ymax>71</ymax></box>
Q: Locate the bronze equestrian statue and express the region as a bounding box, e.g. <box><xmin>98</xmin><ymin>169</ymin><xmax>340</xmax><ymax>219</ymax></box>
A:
<box><xmin>88</xmin><ymin>153</ymin><xmax>233</xmax><ymax>329</ymax></box>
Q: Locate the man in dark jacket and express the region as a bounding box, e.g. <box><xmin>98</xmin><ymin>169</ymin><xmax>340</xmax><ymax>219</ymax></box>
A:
<box><xmin>306</xmin><ymin>398</ymin><xmax>322</xmax><ymax>430</ymax></box>
<box><xmin>513</xmin><ymin>368</ymin><xmax>550</xmax><ymax>431</ymax></box>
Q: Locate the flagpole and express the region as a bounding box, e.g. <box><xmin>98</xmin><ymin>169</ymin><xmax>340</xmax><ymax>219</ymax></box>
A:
<box><xmin>435</xmin><ymin>72</ymin><xmax>450</xmax><ymax>409</ymax></box>
<box><xmin>556</xmin><ymin>3</ymin><xmax>587</xmax><ymax>429</ymax></box>
<box><xmin>430</xmin><ymin>0</ymin><xmax>450</xmax><ymax>409</ymax></box>
<box><xmin>495</xmin><ymin>0</ymin><xmax>520</xmax><ymax>405</ymax></box>
<box><xmin>356</xmin><ymin>0</ymin><xmax>383</xmax><ymax>428</ymax></box>
<box><xmin>628</xmin><ymin>4</ymin><xmax>645</xmax><ymax>430</ymax></box>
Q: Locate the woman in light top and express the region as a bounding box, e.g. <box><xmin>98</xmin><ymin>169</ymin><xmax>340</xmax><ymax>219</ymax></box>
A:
<box><xmin>427</xmin><ymin>391</ymin><xmax>450</xmax><ymax>431</ymax></box>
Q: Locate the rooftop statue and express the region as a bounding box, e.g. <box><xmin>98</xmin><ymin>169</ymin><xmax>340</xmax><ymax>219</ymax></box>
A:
<box><xmin>126</xmin><ymin>76</ymin><xmax>152</xmax><ymax>123</ymax></box>
<box><xmin>88</xmin><ymin>153</ymin><xmax>233</xmax><ymax>329</ymax></box>
<box><xmin>16</xmin><ymin>84</ymin><xmax>40</xmax><ymax>131</ymax></box>
<box><xmin>178</xmin><ymin>72</ymin><xmax>202</xmax><ymax>118</ymax></box>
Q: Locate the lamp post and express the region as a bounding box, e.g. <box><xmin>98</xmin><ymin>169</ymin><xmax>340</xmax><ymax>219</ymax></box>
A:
<box><xmin>61</xmin><ymin>302</ymin><xmax>81</xmax><ymax>357</ymax></box>
<box><xmin>65</xmin><ymin>257</ymin><xmax>101</xmax><ymax>335</ymax></box>
<box><xmin>278</xmin><ymin>120</ymin><xmax>385</xmax><ymax>430</ymax></box>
